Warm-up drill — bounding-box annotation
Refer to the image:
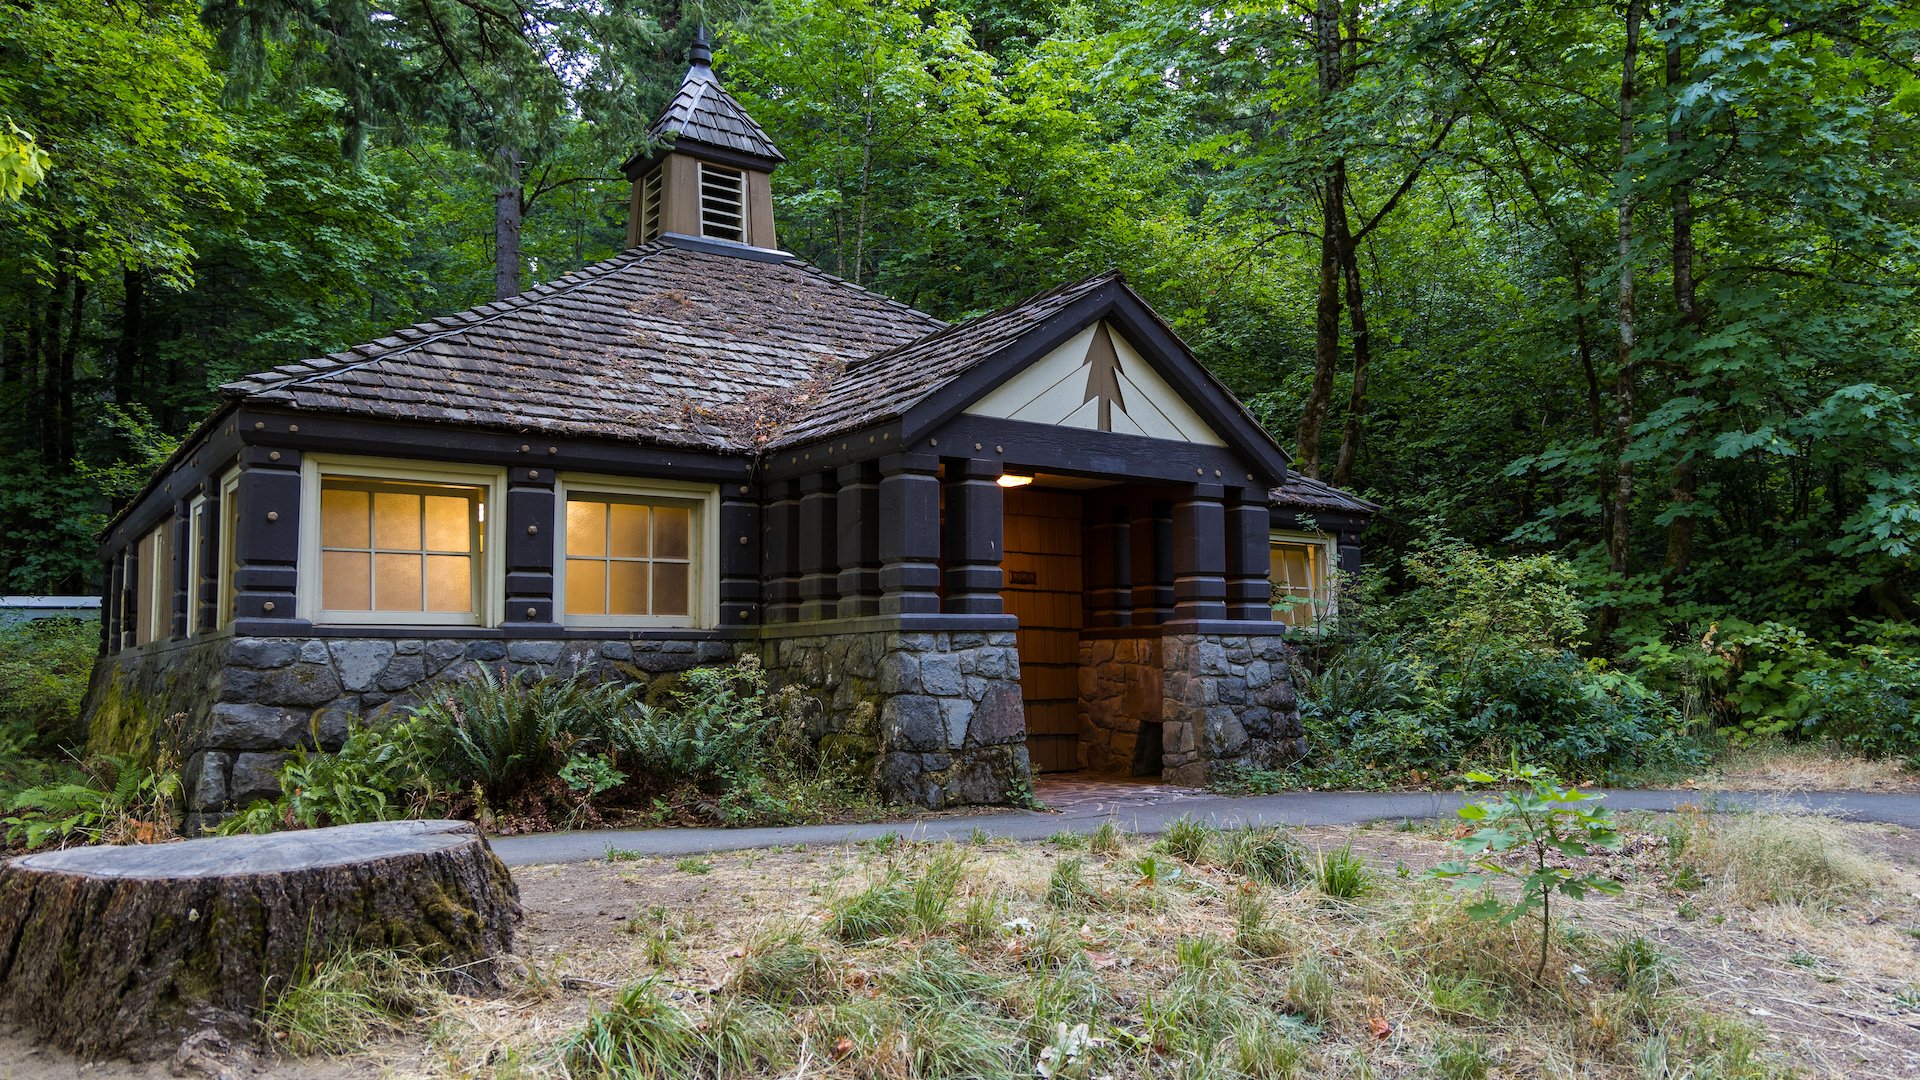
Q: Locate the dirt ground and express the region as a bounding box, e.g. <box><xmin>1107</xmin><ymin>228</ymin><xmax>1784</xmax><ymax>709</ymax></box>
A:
<box><xmin>6</xmin><ymin>814</ymin><xmax>1920</xmax><ymax>1079</ymax></box>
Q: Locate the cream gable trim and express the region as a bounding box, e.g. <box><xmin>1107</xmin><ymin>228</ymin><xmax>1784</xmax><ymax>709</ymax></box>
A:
<box><xmin>963</xmin><ymin>321</ymin><xmax>1227</xmax><ymax>446</ymax></box>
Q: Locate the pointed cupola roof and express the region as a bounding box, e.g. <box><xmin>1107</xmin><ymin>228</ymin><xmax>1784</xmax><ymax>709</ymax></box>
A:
<box><xmin>638</xmin><ymin>26</ymin><xmax>784</xmax><ymax>171</ymax></box>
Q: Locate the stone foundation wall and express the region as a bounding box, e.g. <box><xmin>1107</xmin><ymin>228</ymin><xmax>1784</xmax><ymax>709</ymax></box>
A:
<box><xmin>1160</xmin><ymin>631</ymin><xmax>1303</xmax><ymax>787</ymax></box>
<box><xmin>1077</xmin><ymin>634</ymin><xmax>1164</xmax><ymax>775</ymax></box>
<box><xmin>760</xmin><ymin>625</ymin><xmax>1029</xmax><ymax>808</ymax></box>
<box><xmin>82</xmin><ymin>633</ymin><xmax>738</xmax><ymax>827</ymax></box>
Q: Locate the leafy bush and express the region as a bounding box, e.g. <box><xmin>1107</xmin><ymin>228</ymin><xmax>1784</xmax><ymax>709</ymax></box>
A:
<box><xmin>1426</xmin><ymin>759</ymin><xmax>1623</xmax><ymax>979</ymax></box>
<box><xmin>0</xmin><ymin>617</ymin><xmax>96</xmax><ymax>749</ymax></box>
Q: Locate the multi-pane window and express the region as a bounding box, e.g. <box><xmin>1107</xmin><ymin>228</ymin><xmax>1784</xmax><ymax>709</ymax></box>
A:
<box><xmin>318</xmin><ymin>478</ymin><xmax>485</xmax><ymax>619</ymax></box>
<box><xmin>220</xmin><ymin>471</ymin><xmax>239</xmax><ymax>626</ymax></box>
<box><xmin>1269</xmin><ymin>535</ymin><xmax>1331</xmax><ymax>628</ymax></box>
<box><xmin>637</xmin><ymin>167</ymin><xmax>663</xmax><ymax>242</ymax></box>
<box><xmin>563</xmin><ymin>493</ymin><xmax>695</xmax><ymax>623</ymax></box>
<box><xmin>697</xmin><ymin>162</ymin><xmax>745</xmax><ymax>242</ymax></box>
<box><xmin>187</xmin><ymin>495</ymin><xmax>209</xmax><ymax>635</ymax></box>
<box><xmin>133</xmin><ymin>521</ymin><xmax>169</xmax><ymax>646</ymax></box>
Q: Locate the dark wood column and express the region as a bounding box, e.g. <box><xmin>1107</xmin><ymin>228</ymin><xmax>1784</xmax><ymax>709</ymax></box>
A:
<box><xmin>195</xmin><ymin>486</ymin><xmax>220</xmax><ymax>634</ymax></box>
<box><xmin>169</xmin><ymin>498</ymin><xmax>192</xmax><ymax>640</ymax></box>
<box><xmin>232</xmin><ymin>445</ymin><xmax>303</xmax><ymax>627</ymax></box>
<box><xmin>121</xmin><ymin>547</ymin><xmax>138</xmax><ymax>649</ymax></box>
<box><xmin>719</xmin><ymin>483</ymin><xmax>761</xmax><ymax>625</ymax></box>
<box><xmin>878</xmin><ymin>452</ymin><xmax>941</xmax><ymax>615</ymax></box>
<box><xmin>105</xmin><ymin>552</ymin><xmax>125</xmax><ymax>653</ymax></box>
<box><xmin>762</xmin><ymin>479</ymin><xmax>802</xmax><ymax>622</ymax></box>
<box><xmin>835</xmin><ymin>462</ymin><xmax>881</xmax><ymax>617</ymax></box>
<box><xmin>1086</xmin><ymin>504</ymin><xmax>1132</xmax><ymax>628</ymax></box>
<box><xmin>941</xmin><ymin>457</ymin><xmax>1003</xmax><ymax>615</ymax></box>
<box><xmin>503</xmin><ymin>466</ymin><xmax>557</xmax><ymax>626</ymax></box>
<box><xmin>1172</xmin><ymin>484</ymin><xmax>1227</xmax><ymax>621</ymax></box>
<box><xmin>798</xmin><ymin>471</ymin><xmax>839</xmax><ymax>620</ymax></box>
<box><xmin>1224</xmin><ymin>488</ymin><xmax>1271</xmax><ymax>621</ymax></box>
<box><xmin>1130</xmin><ymin>499</ymin><xmax>1174</xmax><ymax>624</ymax></box>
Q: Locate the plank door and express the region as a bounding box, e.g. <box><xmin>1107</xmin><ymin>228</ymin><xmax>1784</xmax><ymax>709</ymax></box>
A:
<box><xmin>1001</xmin><ymin>489</ymin><xmax>1084</xmax><ymax>773</ymax></box>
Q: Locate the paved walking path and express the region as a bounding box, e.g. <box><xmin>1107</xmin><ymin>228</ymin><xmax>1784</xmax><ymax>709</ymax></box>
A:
<box><xmin>488</xmin><ymin>783</ymin><xmax>1920</xmax><ymax>866</ymax></box>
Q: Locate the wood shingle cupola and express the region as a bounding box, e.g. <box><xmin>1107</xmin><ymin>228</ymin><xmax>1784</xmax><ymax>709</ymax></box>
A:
<box><xmin>622</xmin><ymin>27</ymin><xmax>784</xmax><ymax>251</ymax></box>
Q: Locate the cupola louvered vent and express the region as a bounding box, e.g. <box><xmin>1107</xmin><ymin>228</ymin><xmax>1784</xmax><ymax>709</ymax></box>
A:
<box><xmin>698</xmin><ymin>162</ymin><xmax>746</xmax><ymax>243</ymax></box>
<box><xmin>637</xmin><ymin>168</ymin><xmax>663</xmax><ymax>243</ymax></box>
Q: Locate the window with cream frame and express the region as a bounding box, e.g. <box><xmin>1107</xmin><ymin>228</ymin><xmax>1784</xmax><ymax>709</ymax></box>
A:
<box><xmin>1270</xmin><ymin>530</ymin><xmax>1337</xmax><ymax>629</ymax></box>
<box><xmin>556</xmin><ymin>474</ymin><xmax>718</xmax><ymax>628</ymax></box>
<box><xmin>218</xmin><ymin>469</ymin><xmax>239</xmax><ymax>628</ymax></box>
<box><xmin>298</xmin><ymin>456</ymin><xmax>504</xmax><ymax>627</ymax></box>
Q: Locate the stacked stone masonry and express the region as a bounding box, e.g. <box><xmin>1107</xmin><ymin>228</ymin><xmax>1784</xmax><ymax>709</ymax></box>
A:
<box><xmin>1159</xmin><ymin>632</ymin><xmax>1303</xmax><ymax>787</ymax></box>
<box><xmin>759</xmin><ymin>627</ymin><xmax>1029</xmax><ymax>809</ymax></box>
<box><xmin>84</xmin><ymin>634</ymin><xmax>737</xmax><ymax>830</ymax></box>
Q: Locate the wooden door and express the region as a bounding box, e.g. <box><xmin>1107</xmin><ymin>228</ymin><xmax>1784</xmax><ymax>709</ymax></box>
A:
<box><xmin>1001</xmin><ymin>489</ymin><xmax>1084</xmax><ymax>772</ymax></box>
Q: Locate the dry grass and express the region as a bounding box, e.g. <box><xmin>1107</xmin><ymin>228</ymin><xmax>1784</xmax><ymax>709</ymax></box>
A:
<box><xmin>1669</xmin><ymin>807</ymin><xmax>1885</xmax><ymax>908</ymax></box>
<box><xmin>1691</xmin><ymin>742</ymin><xmax>1919</xmax><ymax>793</ymax></box>
<box><xmin>264</xmin><ymin>812</ymin><xmax>1920</xmax><ymax>1079</ymax></box>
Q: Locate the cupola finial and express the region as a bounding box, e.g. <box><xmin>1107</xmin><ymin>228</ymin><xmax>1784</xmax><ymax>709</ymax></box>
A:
<box><xmin>689</xmin><ymin>24</ymin><xmax>713</xmax><ymax>66</ymax></box>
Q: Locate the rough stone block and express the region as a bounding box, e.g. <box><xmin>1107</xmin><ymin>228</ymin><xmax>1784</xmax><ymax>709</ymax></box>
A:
<box><xmin>229</xmin><ymin>751</ymin><xmax>291</xmax><ymax>805</ymax></box>
<box><xmin>1202</xmin><ymin>706</ymin><xmax>1247</xmax><ymax>757</ymax></box>
<box><xmin>939</xmin><ymin>698</ymin><xmax>972</xmax><ymax>748</ymax></box>
<box><xmin>298</xmin><ymin>639</ymin><xmax>332</xmax><ymax>664</ymax></box>
<box><xmin>967</xmin><ymin>685</ymin><xmax>1026</xmax><ymax>748</ymax></box>
<box><xmin>918</xmin><ymin>653</ymin><xmax>964</xmax><ymax>696</ymax></box>
<box><xmin>330</xmin><ymin>640</ymin><xmax>398</xmax><ymax>692</ymax></box>
<box><xmin>227</xmin><ymin>639</ymin><xmax>300</xmax><ymax>669</ymax></box>
<box><xmin>883</xmin><ymin>695</ymin><xmax>947</xmax><ymax>752</ymax></box>
<box><xmin>425</xmin><ymin>639</ymin><xmax>466</xmax><ymax>673</ymax></box>
<box><xmin>205</xmin><ymin>702</ymin><xmax>312</xmax><ymax>750</ymax></box>
<box><xmin>464</xmin><ymin>640</ymin><xmax>507</xmax><ymax>662</ymax></box>
<box><xmin>506</xmin><ymin>640</ymin><xmax>565</xmax><ymax>665</ymax></box>
<box><xmin>599</xmin><ymin>641</ymin><xmax>634</xmax><ymax>661</ymax></box>
<box><xmin>394</xmin><ymin>638</ymin><xmax>424</xmax><ymax>655</ymax></box>
<box><xmin>376</xmin><ymin>654</ymin><xmax>426</xmax><ymax>693</ymax></box>
<box><xmin>184</xmin><ymin>751</ymin><xmax>231</xmax><ymax>811</ymax></box>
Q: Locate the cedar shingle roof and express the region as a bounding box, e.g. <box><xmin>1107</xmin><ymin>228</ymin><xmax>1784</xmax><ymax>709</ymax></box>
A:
<box><xmin>767</xmin><ymin>272</ymin><xmax>1119</xmax><ymax>447</ymax></box>
<box><xmin>646</xmin><ymin>44</ymin><xmax>784</xmax><ymax>164</ymax></box>
<box><xmin>1270</xmin><ymin>472</ymin><xmax>1380</xmax><ymax>515</ymax></box>
<box><xmin>221</xmin><ymin>243</ymin><xmax>940</xmax><ymax>451</ymax></box>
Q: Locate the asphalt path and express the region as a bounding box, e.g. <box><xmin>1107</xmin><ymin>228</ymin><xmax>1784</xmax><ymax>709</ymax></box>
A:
<box><xmin>488</xmin><ymin>788</ymin><xmax>1920</xmax><ymax>866</ymax></box>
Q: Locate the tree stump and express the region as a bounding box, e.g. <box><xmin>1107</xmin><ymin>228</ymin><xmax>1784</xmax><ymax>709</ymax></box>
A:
<box><xmin>0</xmin><ymin>818</ymin><xmax>521</xmax><ymax>1059</ymax></box>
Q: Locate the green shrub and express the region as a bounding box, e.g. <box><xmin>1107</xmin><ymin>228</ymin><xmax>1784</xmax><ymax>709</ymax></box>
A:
<box><xmin>408</xmin><ymin>666</ymin><xmax>633</xmax><ymax>798</ymax></box>
<box><xmin>0</xmin><ymin>617</ymin><xmax>97</xmax><ymax>752</ymax></box>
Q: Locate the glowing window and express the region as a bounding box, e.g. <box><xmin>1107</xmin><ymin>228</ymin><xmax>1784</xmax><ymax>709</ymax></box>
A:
<box><xmin>1269</xmin><ymin>535</ymin><xmax>1331</xmax><ymax>628</ymax></box>
<box><xmin>563</xmin><ymin>493</ymin><xmax>696</xmax><ymax>622</ymax></box>
<box><xmin>318</xmin><ymin>478</ymin><xmax>485</xmax><ymax>618</ymax></box>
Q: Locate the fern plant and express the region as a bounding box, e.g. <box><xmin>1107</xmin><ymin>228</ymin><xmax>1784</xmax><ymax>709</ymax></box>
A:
<box><xmin>3</xmin><ymin>754</ymin><xmax>180</xmax><ymax>849</ymax></box>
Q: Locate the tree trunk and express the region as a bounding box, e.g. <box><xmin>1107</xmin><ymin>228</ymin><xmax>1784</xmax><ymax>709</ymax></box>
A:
<box><xmin>1663</xmin><ymin>27</ymin><xmax>1701</xmax><ymax>579</ymax></box>
<box><xmin>0</xmin><ymin>819</ymin><xmax>521</xmax><ymax>1060</ymax></box>
<box><xmin>1602</xmin><ymin>0</ymin><xmax>1644</xmax><ymax>640</ymax></box>
<box><xmin>1331</xmin><ymin>229</ymin><xmax>1371</xmax><ymax>488</ymax></box>
<box><xmin>1295</xmin><ymin>0</ymin><xmax>1346</xmax><ymax>479</ymax></box>
<box><xmin>494</xmin><ymin>147</ymin><xmax>524</xmax><ymax>301</ymax></box>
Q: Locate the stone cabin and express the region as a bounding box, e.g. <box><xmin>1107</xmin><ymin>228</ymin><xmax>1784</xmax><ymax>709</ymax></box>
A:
<box><xmin>85</xmin><ymin>36</ymin><xmax>1378</xmax><ymax>822</ymax></box>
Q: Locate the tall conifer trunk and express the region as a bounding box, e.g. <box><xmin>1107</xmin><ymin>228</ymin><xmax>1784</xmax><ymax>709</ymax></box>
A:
<box><xmin>1663</xmin><ymin>25</ymin><xmax>1701</xmax><ymax>579</ymax></box>
<box><xmin>1603</xmin><ymin>0</ymin><xmax>1644</xmax><ymax>640</ymax></box>
<box><xmin>494</xmin><ymin>147</ymin><xmax>523</xmax><ymax>301</ymax></box>
<box><xmin>1295</xmin><ymin>0</ymin><xmax>1346</xmax><ymax>479</ymax></box>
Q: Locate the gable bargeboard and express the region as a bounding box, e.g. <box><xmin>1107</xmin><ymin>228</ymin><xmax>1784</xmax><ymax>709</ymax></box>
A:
<box><xmin>966</xmin><ymin>320</ymin><xmax>1227</xmax><ymax>447</ymax></box>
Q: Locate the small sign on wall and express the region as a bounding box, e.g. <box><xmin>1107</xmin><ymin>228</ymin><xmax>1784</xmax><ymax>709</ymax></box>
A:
<box><xmin>1009</xmin><ymin>570</ymin><xmax>1038</xmax><ymax>585</ymax></box>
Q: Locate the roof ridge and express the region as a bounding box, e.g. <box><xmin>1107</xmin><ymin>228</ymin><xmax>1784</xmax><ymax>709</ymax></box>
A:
<box><xmin>846</xmin><ymin>269</ymin><xmax>1116</xmax><ymax>371</ymax></box>
<box><xmin>229</xmin><ymin>245</ymin><xmax>673</xmax><ymax>394</ymax></box>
